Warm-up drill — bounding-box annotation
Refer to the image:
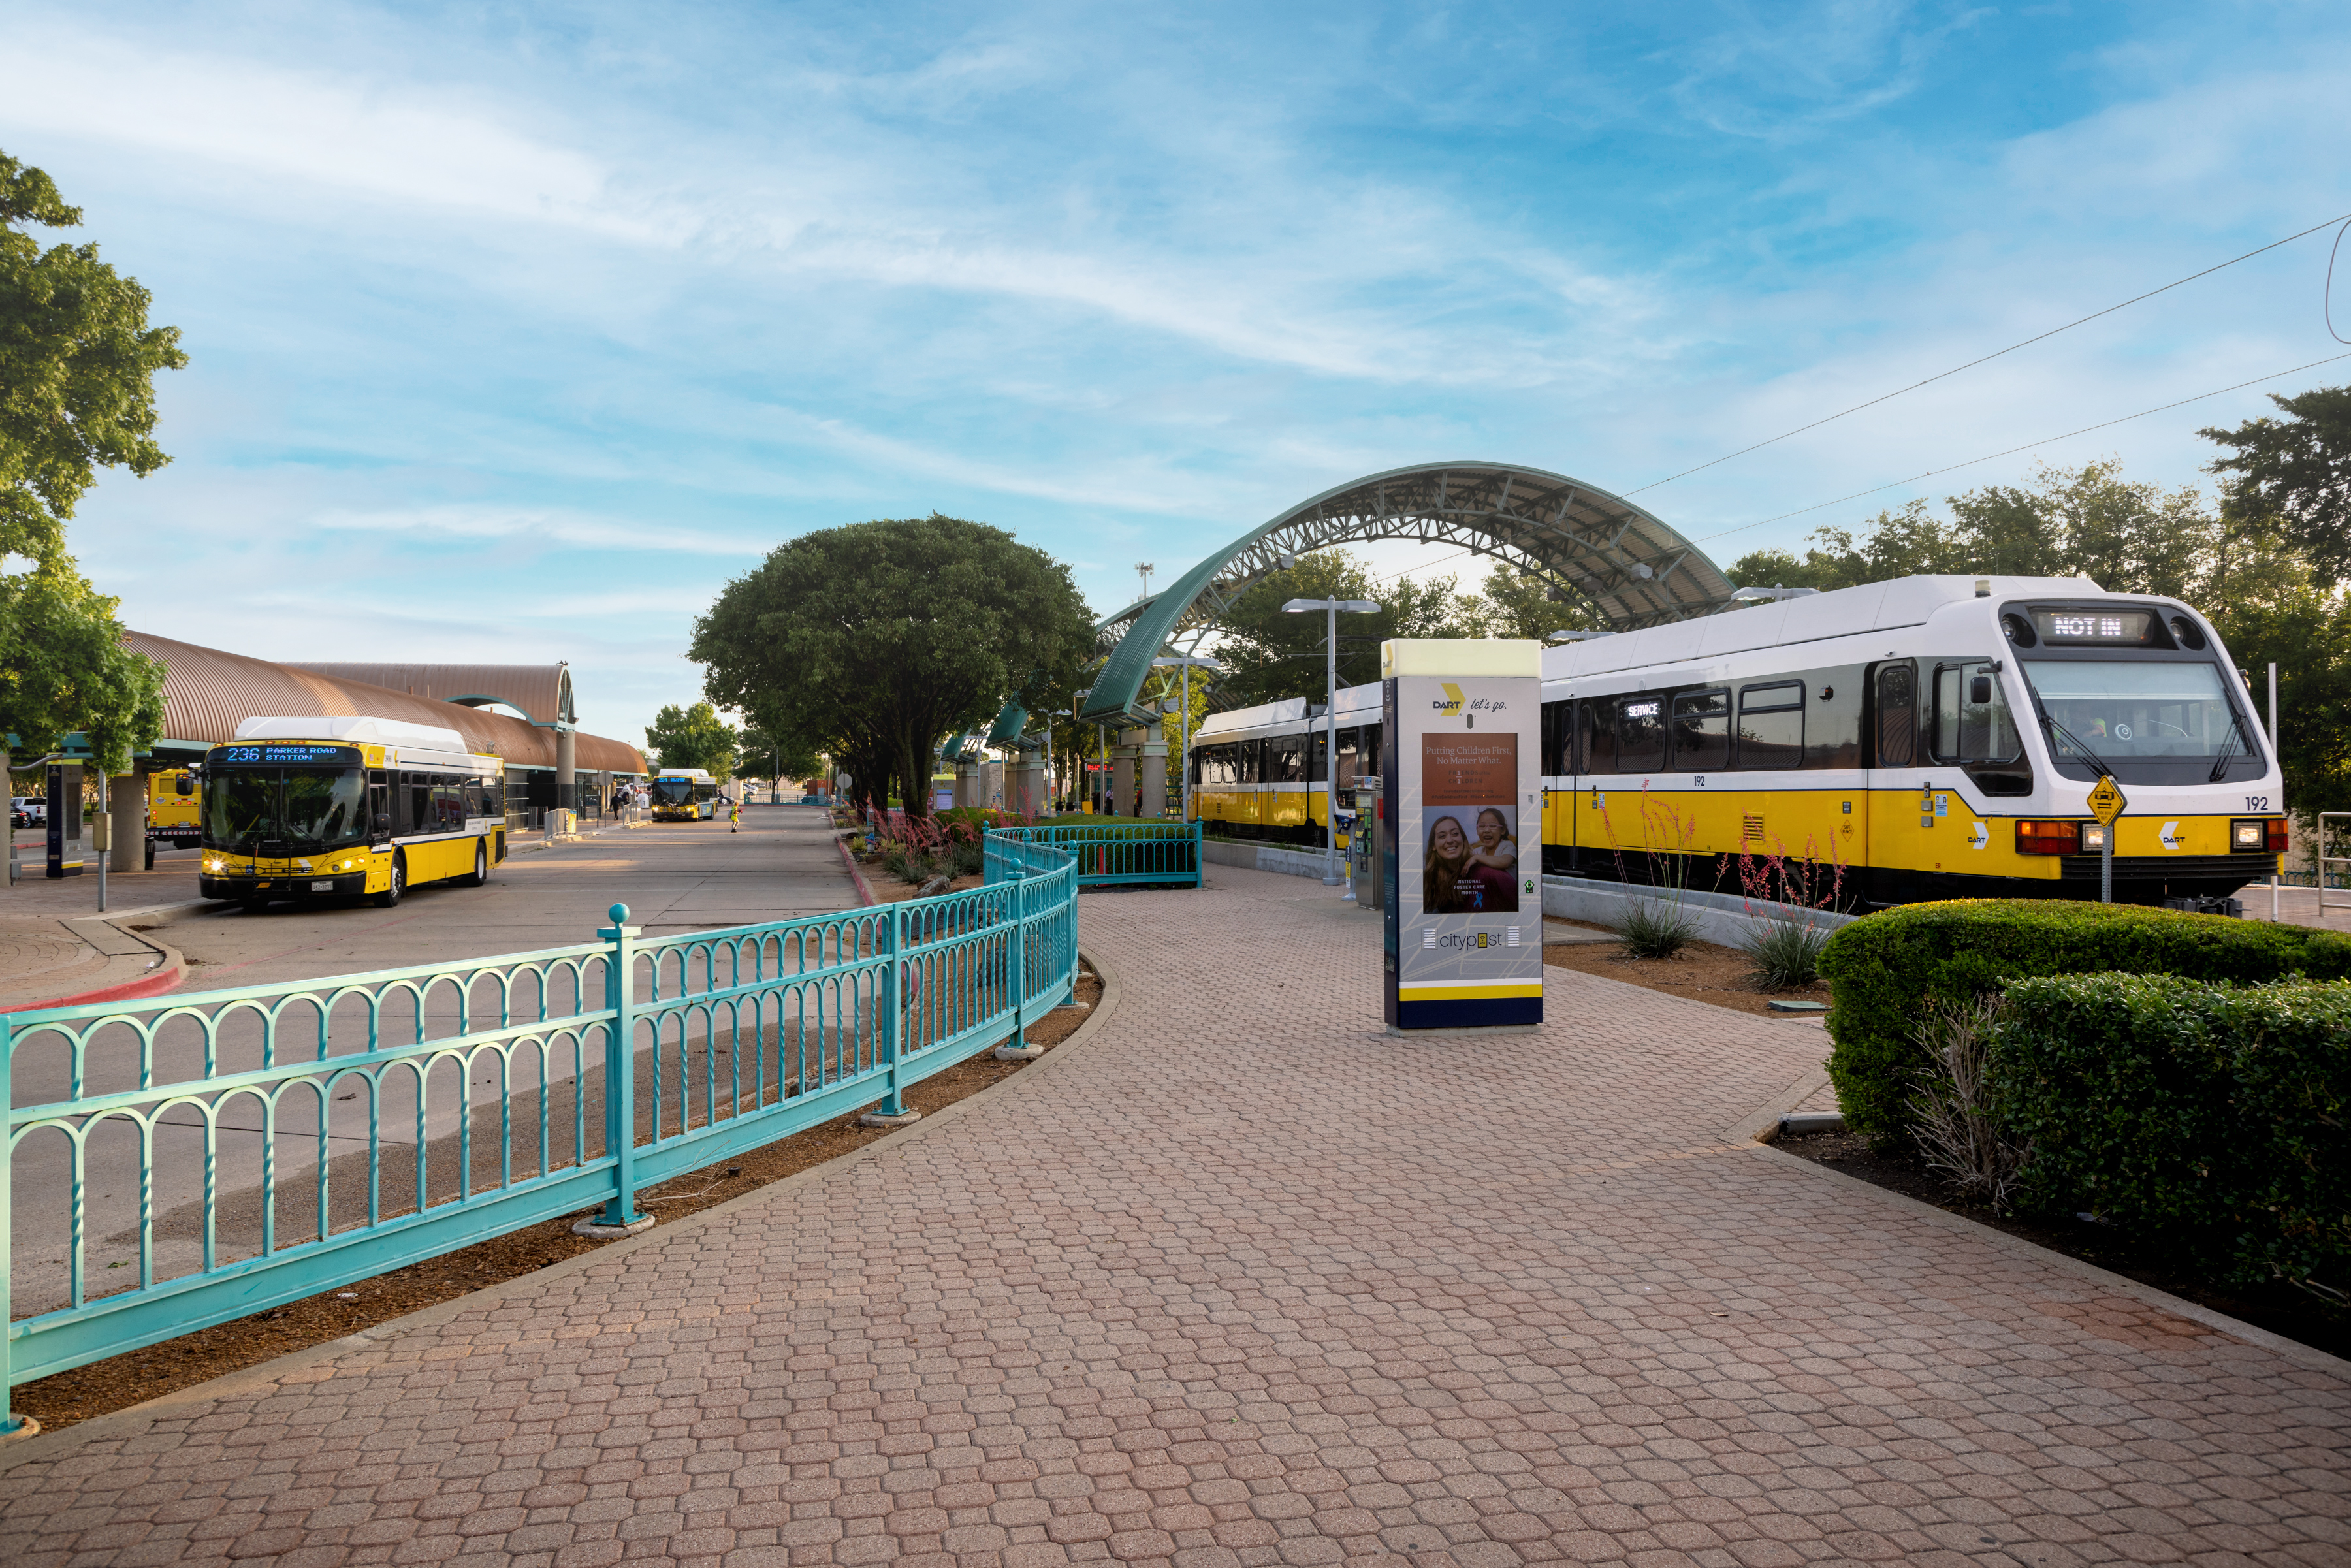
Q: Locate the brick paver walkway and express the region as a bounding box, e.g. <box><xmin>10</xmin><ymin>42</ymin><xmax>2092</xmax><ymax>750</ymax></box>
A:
<box><xmin>3</xmin><ymin>867</ymin><xmax>2345</xmax><ymax>1566</ymax></box>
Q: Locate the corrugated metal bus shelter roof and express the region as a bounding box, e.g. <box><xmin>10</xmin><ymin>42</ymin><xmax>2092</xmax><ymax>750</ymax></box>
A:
<box><xmin>125</xmin><ymin>632</ymin><xmax>647</xmax><ymax>775</ymax></box>
<box><xmin>284</xmin><ymin>662</ymin><xmax>575</xmax><ymax>728</ymax></box>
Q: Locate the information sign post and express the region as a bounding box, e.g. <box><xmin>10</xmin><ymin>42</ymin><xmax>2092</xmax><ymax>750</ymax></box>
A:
<box><xmin>1380</xmin><ymin>638</ymin><xmax>1543</xmax><ymax>1034</ymax></box>
<box><xmin>2087</xmin><ymin>775</ymin><xmax>2127</xmax><ymax>904</ymax></box>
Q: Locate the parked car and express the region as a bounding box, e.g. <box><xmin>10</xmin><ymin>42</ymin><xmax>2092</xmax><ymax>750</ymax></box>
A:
<box><xmin>11</xmin><ymin>797</ymin><xmax>47</xmax><ymax>829</ymax></box>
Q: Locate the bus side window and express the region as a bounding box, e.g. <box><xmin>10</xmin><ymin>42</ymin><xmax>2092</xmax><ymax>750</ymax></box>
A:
<box><xmin>1875</xmin><ymin>664</ymin><xmax>1917</xmax><ymax>769</ymax></box>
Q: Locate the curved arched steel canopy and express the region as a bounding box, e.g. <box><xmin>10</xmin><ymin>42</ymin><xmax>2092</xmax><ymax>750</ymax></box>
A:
<box><xmin>1074</xmin><ymin>461</ymin><xmax>1735</xmax><ymax>726</ymax></box>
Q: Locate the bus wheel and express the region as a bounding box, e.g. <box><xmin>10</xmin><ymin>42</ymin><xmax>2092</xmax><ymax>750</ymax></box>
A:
<box><xmin>374</xmin><ymin>854</ymin><xmax>405</xmax><ymax>908</ymax></box>
<box><xmin>466</xmin><ymin>839</ymin><xmax>489</xmax><ymax>887</ymax></box>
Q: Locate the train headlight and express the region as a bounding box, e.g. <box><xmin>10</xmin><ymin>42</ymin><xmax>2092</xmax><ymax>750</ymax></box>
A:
<box><xmin>2231</xmin><ymin>819</ymin><xmax>2267</xmax><ymax>852</ymax></box>
<box><xmin>2015</xmin><ymin>820</ymin><xmax>2079</xmax><ymax>855</ymax></box>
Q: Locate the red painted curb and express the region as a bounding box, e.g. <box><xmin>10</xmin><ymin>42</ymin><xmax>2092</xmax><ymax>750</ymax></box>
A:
<box><xmin>835</xmin><ymin>830</ymin><xmax>877</xmax><ymax>907</ymax></box>
<box><xmin>12</xmin><ymin>959</ymin><xmax>185</xmax><ymax>1016</ymax></box>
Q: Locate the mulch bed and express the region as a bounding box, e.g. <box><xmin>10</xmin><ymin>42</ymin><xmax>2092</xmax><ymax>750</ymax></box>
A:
<box><xmin>11</xmin><ymin>961</ymin><xmax>1104</xmax><ymax>1433</ymax></box>
<box><xmin>1541</xmin><ymin>922</ymin><xmax>1831</xmax><ymax>1016</ymax></box>
<box><xmin>1776</xmin><ymin>1129</ymin><xmax>2348</xmax><ymax>1360</ymax></box>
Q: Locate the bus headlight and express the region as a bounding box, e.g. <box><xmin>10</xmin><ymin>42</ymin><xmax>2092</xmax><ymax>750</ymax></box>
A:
<box><xmin>2015</xmin><ymin>820</ymin><xmax>2079</xmax><ymax>855</ymax></box>
<box><xmin>2231</xmin><ymin>819</ymin><xmax>2266</xmax><ymax>851</ymax></box>
<box><xmin>2078</xmin><ymin>823</ymin><xmax>2111</xmax><ymax>854</ymax></box>
<box><xmin>205</xmin><ymin>857</ymin><xmax>224</xmax><ymax>873</ymax></box>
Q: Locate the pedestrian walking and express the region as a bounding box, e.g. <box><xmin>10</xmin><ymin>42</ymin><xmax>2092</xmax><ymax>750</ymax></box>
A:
<box><xmin>729</xmin><ymin>795</ymin><xmax>741</xmax><ymax>833</ymax></box>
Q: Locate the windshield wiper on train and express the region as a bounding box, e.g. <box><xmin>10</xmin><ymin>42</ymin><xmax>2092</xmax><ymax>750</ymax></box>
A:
<box><xmin>2039</xmin><ymin>714</ymin><xmax>2117</xmax><ymax>782</ymax></box>
<box><xmin>2209</xmin><ymin>716</ymin><xmax>2246</xmax><ymax>782</ymax></box>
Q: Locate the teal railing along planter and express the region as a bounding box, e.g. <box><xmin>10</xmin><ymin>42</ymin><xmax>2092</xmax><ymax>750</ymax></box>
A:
<box><xmin>997</xmin><ymin>822</ymin><xmax>1201</xmax><ymax>887</ymax></box>
<box><xmin>0</xmin><ymin>830</ymin><xmax>1080</xmax><ymax>1433</ymax></box>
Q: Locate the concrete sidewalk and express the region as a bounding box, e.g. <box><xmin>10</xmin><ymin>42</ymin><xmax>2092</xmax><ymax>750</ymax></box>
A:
<box><xmin>2</xmin><ymin>864</ymin><xmax>2344</xmax><ymax>1565</ymax></box>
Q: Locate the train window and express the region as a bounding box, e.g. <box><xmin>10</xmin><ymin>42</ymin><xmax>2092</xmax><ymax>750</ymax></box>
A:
<box><xmin>1335</xmin><ymin>729</ymin><xmax>1366</xmax><ymax>790</ymax></box>
<box><xmin>1267</xmin><ymin>735</ymin><xmax>1306</xmax><ymax>784</ymax></box>
<box><xmin>1932</xmin><ymin>663</ymin><xmax>2023</xmax><ymax>765</ymax></box>
<box><xmin>1618</xmin><ymin>696</ymin><xmax>1665</xmax><ymax>771</ymax></box>
<box><xmin>1232</xmin><ymin>741</ymin><xmax>1256</xmax><ymax>784</ymax></box>
<box><xmin>1671</xmin><ymin>690</ymin><xmax>1731</xmax><ymax>771</ymax></box>
<box><xmin>1364</xmin><ymin>723</ymin><xmax>1383</xmax><ymax>775</ymax></box>
<box><xmin>1308</xmin><ymin>731</ymin><xmax>1328</xmax><ymax>784</ymax></box>
<box><xmin>1542</xmin><ymin>701</ymin><xmax>1571</xmax><ymax>776</ymax></box>
<box><xmin>1581</xmin><ymin>701</ymin><xmax>1615</xmax><ymax>773</ymax></box>
<box><xmin>1876</xmin><ymin>664</ymin><xmax>1917</xmax><ymax>769</ymax></box>
<box><xmin>1738</xmin><ymin>682</ymin><xmax>1804</xmax><ymax>769</ymax></box>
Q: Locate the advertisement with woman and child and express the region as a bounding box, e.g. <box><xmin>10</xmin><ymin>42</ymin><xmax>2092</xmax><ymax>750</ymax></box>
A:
<box><xmin>1381</xmin><ymin>639</ymin><xmax>1543</xmax><ymax>1034</ymax></box>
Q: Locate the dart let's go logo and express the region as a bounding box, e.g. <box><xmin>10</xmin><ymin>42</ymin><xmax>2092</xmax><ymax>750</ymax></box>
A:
<box><xmin>1431</xmin><ymin>683</ymin><xmax>1465</xmax><ymax>716</ymax></box>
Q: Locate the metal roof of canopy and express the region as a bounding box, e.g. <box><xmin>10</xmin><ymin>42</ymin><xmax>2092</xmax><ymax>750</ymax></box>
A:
<box><xmin>1074</xmin><ymin>461</ymin><xmax>1736</xmax><ymax>727</ymax></box>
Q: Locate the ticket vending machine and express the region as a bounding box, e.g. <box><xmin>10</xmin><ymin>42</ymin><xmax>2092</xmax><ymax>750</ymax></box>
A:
<box><xmin>1379</xmin><ymin>639</ymin><xmax>1543</xmax><ymax>1034</ymax></box>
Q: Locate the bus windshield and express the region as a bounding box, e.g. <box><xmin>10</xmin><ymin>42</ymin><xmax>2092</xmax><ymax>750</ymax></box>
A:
<box><xmin>204</xmin><ymin>767</ymin><xmax>369</xmax><ymax>849</ymax></box>
<box><xmin>2021</xmin><ymin>660</ymin><xmax>2260</xmax><ymax>781</ymax></box>
<box><xmin>650</xmin><ymin>778</ymin><xmax>699</xmax><ymax>806</ymax></box>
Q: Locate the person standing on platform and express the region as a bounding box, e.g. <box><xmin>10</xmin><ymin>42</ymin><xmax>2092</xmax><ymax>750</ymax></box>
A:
<box><xmin>728</xmin><ymin>794</ymin><xmax>741</xmax><ymax>833</ymax></box>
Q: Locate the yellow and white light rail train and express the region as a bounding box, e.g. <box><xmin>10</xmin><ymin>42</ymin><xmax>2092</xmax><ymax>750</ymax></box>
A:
<box><xmin>1192</xmin><ymin>575</ymin><xmax>2285</xmax><ymax>907</ymax></box>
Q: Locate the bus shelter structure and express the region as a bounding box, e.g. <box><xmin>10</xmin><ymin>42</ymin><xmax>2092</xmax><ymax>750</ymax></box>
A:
<box><xmin>6</xmin><ymin>632</ymin><xmax>650</xmax><ymax>885</ymax></box>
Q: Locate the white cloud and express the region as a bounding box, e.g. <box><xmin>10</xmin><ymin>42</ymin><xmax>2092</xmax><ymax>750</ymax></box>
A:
<box><xmin>306</xmin><ymin>505</ymin><xmax>758</xmax><ymax>558</ymax></box>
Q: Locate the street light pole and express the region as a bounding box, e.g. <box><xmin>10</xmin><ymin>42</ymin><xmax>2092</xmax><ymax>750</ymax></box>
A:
<box><xmin>1281</xmin><ymin>598</ymin><xmax>1379</xmax><ymax>886</ymax></box>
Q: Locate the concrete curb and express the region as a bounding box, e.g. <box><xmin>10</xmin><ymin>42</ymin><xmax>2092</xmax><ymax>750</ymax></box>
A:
<box><xmin>0</xmin><ymin>948</ymin><xmax>1121</xmax><ymax>1471</ymax></box>
<box><xmin>1746</xmin><ymin>1143</ymin><xmax>2351</xmax><ymax>1385</ymax></box>
<box><xmin>3</xmin><ymin>919</ymin><xmax>187</xmax><ymax>1016</ymax></box>
<box><xmin>836</xmin><ymin>831</ymin><xmax>877</xmax><ymax>906</ymax></box>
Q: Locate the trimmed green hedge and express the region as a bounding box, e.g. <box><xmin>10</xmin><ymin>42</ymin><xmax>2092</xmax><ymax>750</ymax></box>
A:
<box><xmin>1817</xmin><ymin>901</ymin><xmax>2351</xmax><ymax>1144</ymax></box>
<box><xmin>1998</xmin><ymin>974</ymin><xmax>2351</xmax><ymax>1290</ymax></box>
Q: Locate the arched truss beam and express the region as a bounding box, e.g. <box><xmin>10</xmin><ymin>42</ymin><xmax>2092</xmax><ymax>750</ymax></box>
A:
<box><xmin>1072</xmin><ymin>461</ymin><xmax>1735</xmax><ymax>727</ymax></box>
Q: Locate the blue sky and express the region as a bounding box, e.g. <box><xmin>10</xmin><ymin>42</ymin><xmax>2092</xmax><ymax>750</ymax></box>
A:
<box><xmin>10</xmin><ymin>1</ymin><xmax>2350</xmax><ymax>750</ymax></box>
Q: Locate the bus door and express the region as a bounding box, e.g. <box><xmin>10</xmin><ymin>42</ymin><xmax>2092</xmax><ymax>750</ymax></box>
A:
<box><xmin>368</xmin><ymin>771</ymin><xmax>392</xmax><ymax>850</ymax></box>
<box><xmin>1864</xmin><ymin>661</ymin><xmax>1917</xmax><ymax>903</ymax></box>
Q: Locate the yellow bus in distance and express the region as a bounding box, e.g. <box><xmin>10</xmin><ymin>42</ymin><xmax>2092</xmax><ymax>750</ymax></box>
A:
<box><xmin>650</xmin><ymin>768</ymin><xmax>718</xmax><ymax>821</ymax></box>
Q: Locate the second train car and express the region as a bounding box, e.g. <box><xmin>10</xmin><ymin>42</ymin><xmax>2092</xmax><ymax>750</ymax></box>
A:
<box><xmin>1189</xmin><ymin>574</ymin><xmax>2285</xmax><ymax>908</ymax></box>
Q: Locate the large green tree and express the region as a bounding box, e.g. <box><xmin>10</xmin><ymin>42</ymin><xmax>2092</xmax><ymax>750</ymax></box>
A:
<box><xmin>692</xmin><ymin>515</ymin><xmax>1094</xmax><ymax>818</ymax></box>
<box><xmin>2201</xmin><ymin>385</ymin><xmax>2351</xmax><ymax>583</ymax></box>
<box><xmin>645</xmin><ymin>701</ymin><xmax>739</xmax><ymax>782</ymax></box>
<box><xmin>1</xmin><ymin>150</ymin><xmax>180</xmax><ymax>776</ymax></box>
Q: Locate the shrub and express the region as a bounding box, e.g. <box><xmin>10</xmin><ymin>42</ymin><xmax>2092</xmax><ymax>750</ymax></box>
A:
<box><xmin>1997</xmin><ymin>973</ymin><xmax>2351</xmax><ymax>1294</ymax></box>
<box><xmin>1616</xmin><ymin>896</ymin><xmax>1699</xmax><ymax>959</ymax></box>
<box><xmin>1739</xmin><ymin>918</ymin><xmax>1832</xmax><ymax>990</ymax></box>
<box><xmin>1909</xmin><ymin>994</ymin><xmax>2026</xmax><ymax>1209</ymax></box>
<box><xmin>1817</xmin><ymin>900</ymin><xmax>2351</xmax><ymax>1145</ymax></box>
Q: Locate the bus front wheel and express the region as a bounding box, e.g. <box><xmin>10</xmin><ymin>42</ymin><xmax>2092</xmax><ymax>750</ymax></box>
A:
<box><xmin>374</xmin><ymin>854</ymin><xmax>405</xmax><ymax>908</ymax></box>
<box><xmin>465</xmin><ymin>839</ymin><xmax>489</xmax><ymax>887</ymax></box>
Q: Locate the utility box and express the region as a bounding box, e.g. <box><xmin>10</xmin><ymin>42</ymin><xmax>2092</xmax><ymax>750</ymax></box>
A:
<box><xmin>1379</xmin><ymin>639</ymin><xmax>1543</xmax><ymax>1034</ymax></box>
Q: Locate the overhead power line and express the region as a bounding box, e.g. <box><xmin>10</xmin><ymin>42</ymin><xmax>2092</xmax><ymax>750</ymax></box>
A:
<box><xmin>1625</xmin><ymin>210</ymin><xmax>2351</xmax><ymax>498</ymax></box>
<box><xmin>1690</xmin><ymin>349</ymin><xmax>2351</xmax><ymax>547</ymax></box>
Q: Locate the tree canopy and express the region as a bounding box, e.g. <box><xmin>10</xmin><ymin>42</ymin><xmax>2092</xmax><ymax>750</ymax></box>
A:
<box><xmin>645</xmin><ymin>701</ymin><xmax>739</xmax><ymax>782</ymax></box>
<box><xmin>1</xmin><ymin>149</ymin><xmax>178</xmax><ymax>774</ymax></box>
<box><xmin>692</xmin><ymin>515</ymin><xmax>1094</xmax><ymax>816</ymax></box>
<box><xmin>2199</xmin><ymin>385</ymin><xmax>2351</xmax><ymax>584</ymax></box>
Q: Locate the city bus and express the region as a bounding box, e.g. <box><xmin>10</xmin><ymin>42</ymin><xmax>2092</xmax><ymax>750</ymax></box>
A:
<box><xmin>195</xmin><ymin>716</ymin><xmax>506</xmax><ymax>909</ymax></box>
<box><xmin>650</xmin><ymin>767</ymin><xmax>720</xmax><ymax>821</ymax></box>
<box><xmin>1191</xmin><ymin>575</ymin><xmax>2286</xmax><ymax>909</ymax></box>
<box><xmin>147</xmin><ymin>767</ymin><xmax>201</xmax><ymax>865</ymax></box>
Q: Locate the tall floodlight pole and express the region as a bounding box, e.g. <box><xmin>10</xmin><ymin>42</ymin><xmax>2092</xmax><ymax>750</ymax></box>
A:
<box><xmin>1282</xmin><ymin>598</ymin><xmax>1379</xmax><ymax>886</ymax></box>
<box><xmin>1153</xmin><ymin>654</ymin><xmax>1223</xmax><ymax>825</ymax></box>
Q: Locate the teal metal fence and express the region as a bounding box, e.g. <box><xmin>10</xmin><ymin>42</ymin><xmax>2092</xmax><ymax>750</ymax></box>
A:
<box><xmin>0</xmin><ymin>831</ymin><xmax>1080</xmax><ymax>1431</ymax></box>
<box><xmin>997</xmin><ymin>822</ymin><xmax>1202</xmax><ymax>888</ymax></box>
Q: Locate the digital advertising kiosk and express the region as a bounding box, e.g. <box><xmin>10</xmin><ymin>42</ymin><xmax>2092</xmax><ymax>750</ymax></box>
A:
<box><xmin>1379</xmin><ymin>638</ymin><xmax>1544</xmax><ymax>1034</ymax></box>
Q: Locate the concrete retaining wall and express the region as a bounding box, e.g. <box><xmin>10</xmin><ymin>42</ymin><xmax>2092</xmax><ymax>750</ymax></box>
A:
<box><xmin>1541</xmin><ymin>874</ymin><xmax>1859</xmax><ymax>947</ymax></box>
<box><xmin>1202</xmin><ymin>840</ymin><xmax>1346</xmax><ymax>882</ymax></box>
